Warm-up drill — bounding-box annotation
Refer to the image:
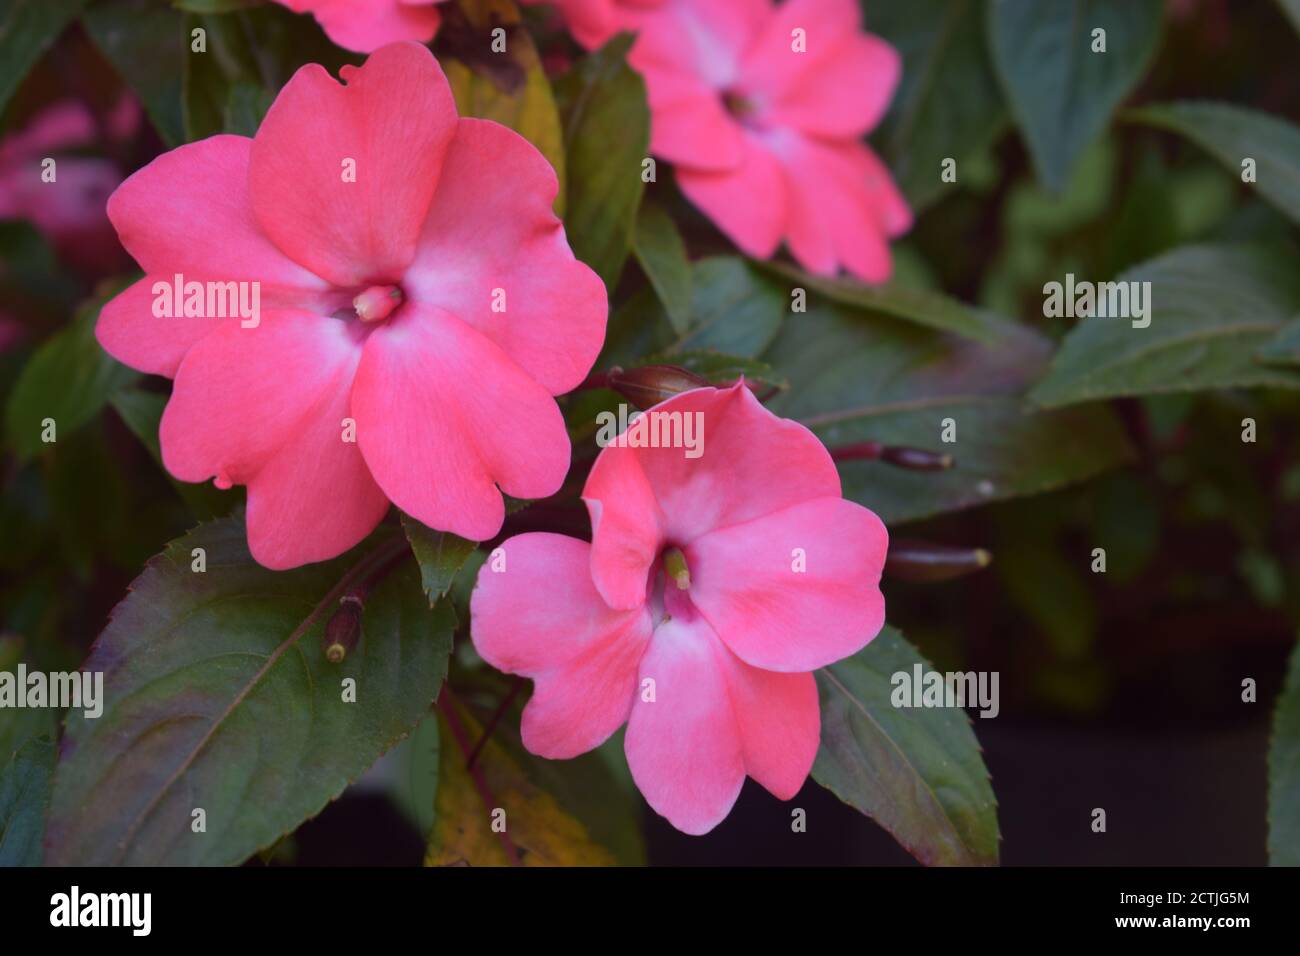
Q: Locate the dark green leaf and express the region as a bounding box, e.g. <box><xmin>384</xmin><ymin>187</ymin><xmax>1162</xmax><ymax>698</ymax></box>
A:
<box><xmin>5</xmin><ymin>293</ymin><xmax>139</xmax><ymax>462</ymax></box>
<box><xmin>1258</xmin><ymin>316</ymin><xmax>1300</xmax><ymax>367</ymax></box>
<box><xmin>761</xmin><ymin>260</ymin><xmax>996</xmax><ymax>342</ymax></box>
<box><xmin>633</xmin><ymin>201</ymin><xmax>692</xmax><ymax>334</ymax></box>
<box><xmin>988</xmin><ymin>0</ymin><xmax>1163</xmax><ymax>192</ymax></box>
<box><xmin>109</xmin><ymin>388</ymin><xmax>236</xmax><ymax>519</ymax></box>
<box><xmin>83</xmin><ymin>0</ymin><xmax>187</xmax><ymax>147</ymax></box>
<box><xmin>674</xmin><ymin>257</ymin><xmax>788</xmax><ymax>357</ymax></box>
<box><xmin>1269</xmin><ymin>640</ymin><xmax>1300</xmax><ymax>866</ymax></box>
<box><xmin>1030</xmin><ymin>243</ymin><xmax>1300</xmax><ymax>408</ymax></box>
<box><xmin>871</xmin><ymin>0</ymin><xmax>1008</xmax><ymax>210</ymax></box>
<box><xmin>0</xmin><ymin>0</ymin><xmax>90</xmax><ymax>120</ymax></box>
<box><xmin>556</xmin><ymin>34</ymin><xmax>650</xmax><ymax>290</ymax></box>
<box><xmin>45</xmin><ymin>516</ymin><xmax>454</xmax><ymax>865</ymax></box>
<box><xmin>400</xmin><ymin>512</ymin><xmax>477</xmax><ymax>607</ymax></box>
<box><xmin>172</xmin><ymin>0</ymin><xmax>264</xmax><ymax>12</ymax></box>
<box><xmin>813</xmin><ymin>627</ymin><xmax>999</xmax><ymax>866</ymax></box>
<box><xmin>639</xmin><ymin>350</ymin><xmax>786</xmax><ymax>393</ymax></box>
<box><xmin>764</xmin><ymin>294</ymin><xmax>1133</xmax><ymax>523</ymax></box>
<box><xmin>0</xmin><ymin>735</ymin><xmax>56</xmax><ymax>866</ymax></box>
<box><xmin>182</xmin><ymin>13</ymin><xmax>261</xmax><ymax>141</ymax></box>
<box><xmin>1128</xmin><ymin>102</ymin><xmax>1300</xmax><ymax>226</ymax></box>
<box><xmin>390</xmin><ymin>712</ymin><xmax>440</xmax><ymax>841</ymax></box>
<box><xmin>223</xmin><ymin>79</ymin><xmax>272</xmax><ymax>137</ymax></box>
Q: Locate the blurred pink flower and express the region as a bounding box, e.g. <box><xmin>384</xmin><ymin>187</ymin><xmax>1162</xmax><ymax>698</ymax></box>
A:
<box><xmin>97</xmin><ymin>43</ymin><xmax>606</xmax><ymax>569</ymax></box>
<box><xmin>522</xmin><ymin>0</ymin><xmax>665</xmax><ymax>49</ymax></box>
<box><xmin>274</xmin><ymin>0</ymin><xmax>448</xmax><ymax>53</ymax></box>
<box><xmin>0</xmin><ymin>98</ymin><xmax>138</xmax><ymax>275</ymax></box>
<box><xmin>471</xmin><ymin>384</ymin><xmax>888</xmax><ymax>834</ymax></box>
<box><xmin>626</xmin><ymin>0</ymin><xmax>912</xmax><ymax>283</ymax></box>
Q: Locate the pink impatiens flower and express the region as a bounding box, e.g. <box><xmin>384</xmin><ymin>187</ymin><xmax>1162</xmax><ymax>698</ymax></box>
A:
<box><xmin>97</xmin><ymin>42</ymin><xmax>606</xmax><ymax>569</ymax></box>
<box><xmin>470</xmin><ymin>384</ymin><xmax>887</xmax><ymax>834</ymax></box>
<box><xmin>521</xmin><ymin>0</ymin><xmax>665</xmax><ymax>49</ymax></box>
<box><xmin>273</xmin><ymin>0</ymin><xmax>448</xmax><ymax>53</ymax></box>
<box><xmin>625</xmin><ymin>0</ymin><xmax>912</xmax><ymax>283</ymax></box>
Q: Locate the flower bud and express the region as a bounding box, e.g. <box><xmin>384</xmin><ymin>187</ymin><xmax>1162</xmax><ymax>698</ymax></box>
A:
<box><xmin>322</xmin><ymin>596</ymin><xmax>363</xmax><ymax>663</ymax></box>
<box><xmin>605</xmin><ymin>365</ymin><xmax>710</xmax><ymax>410</ymax></box>
<box><xmin>885</xmin><ymin>539</ymin><xmax>991</xmax><ymax>582</ymax></box>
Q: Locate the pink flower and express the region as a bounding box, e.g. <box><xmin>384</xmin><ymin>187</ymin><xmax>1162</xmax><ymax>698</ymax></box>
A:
<box><xmin>522</xmin><ymin>0</ymin><xmax>665</xmax><ymax>49</ymax></box>
<box><xmin>470</xmin><ymin>384</ymin><xmax>887</xmax><ymax>834</ymax></box>
<box><xmin>0</xmin><ymin>98</ymin><xmax>138</xmax><ymax>275</ymax></box>
<box><xmin>626</xmin><ymin>0</ymin><xmax>912</xmax><ymax>283</ymax></box>
<box><xmin>273</xmin><ymin>0</ymin><xmax>448</xmax><ymax>53</ymax></box>
<box><xmin>97</xmin><ymin>43</ymin><xmax>606</xmax><ymax>569</ymax></box>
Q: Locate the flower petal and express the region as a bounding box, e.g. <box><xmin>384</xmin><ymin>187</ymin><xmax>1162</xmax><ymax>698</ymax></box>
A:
<box><xmin>739</xmin><ymin>0</ymin><xmax>899</xmax><ymax>138</ymax></box>
<box><xmin>249</xmin><ymin>42</ymin><xmax>457</xmax><ymax>287</ymax></box>
<box><xmin>107</xmin><ymin>135</ymin><xmax>330</xmax><ymax>303</ymax></box>
<box><xmin>675</xmin><ymin>138</ymin><xmax>786</xmax><ymax>258</ymax></box>
<box><xmin>625</xmin><ymin>617</ymin><xmax>745</xmax><ymax>835</ymax></box>
<box><xmin>716</xmin><ymin>650</ymin><xmax>820</xmax><ymax>799</ymax></box>
<box><xmin>687</xmin><ymin>496</ymin><xmax>887</xmax><ymax>672</ymax></box>
<box><xmin>405</xmin><ymin>118</ymin><xmax>606</xmax><ymax>396</ymax></box>
<box><xmin>470</xmin><ymin>533</ymin><xmax>652</xmax><ymax>758</ymax></box>
<box><xmin>160</xmin><ymin>311</ymin><xmax>388</xmax><ymax>569</ymax></box>
<box><xmin>583</xmin><ymin>384</ymin><xmax>842</xmax><ymax>571</ymax></box>
<box><xmin>352</xmin><ymin>305</ymin><xmax>570</xmax><ymax>542</ymax></box>
<box><xmin>309</xmin><ymin>0</ymin><xmax>443</xmax><ymax>54</ymax></box>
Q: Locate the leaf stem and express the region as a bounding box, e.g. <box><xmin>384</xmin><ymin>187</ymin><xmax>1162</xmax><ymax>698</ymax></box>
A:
<box><xmin>437</xmin><ymin>688</ymin><xmax>523</xmax><ymax>867</ymax></box>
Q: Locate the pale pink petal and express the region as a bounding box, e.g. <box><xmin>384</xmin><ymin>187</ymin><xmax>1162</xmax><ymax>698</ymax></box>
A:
<box><xmin>107</xmin><ymin>135</ymin><xmax>330</xmax><ymax>305</ymax></box>
<box><xmin>160</xmin><ymin>311</ymin><xmax>388</xmax><ymax>569</ymax></box>
<box><xmin>298</xmin><ymin>0</ymin><xmax>443</xmax><ymax>53</ymax></box>
<box><xmin>738</xmin><ymin>0</ymin><xmax>898</xmax><ymax>138</ymax></box>
<box><xmin>471</xmin><ymin>533</ymin><xmax>653</xmax><ymax>758</ymax></box>
<box><xmin>405</xmin><ymin>118</ymin><xmax>606</xmax><ymax>395</ymax></box>
<box><xmin>629</xmin><ymin>0</ymin><xmax>768</xmax><ymax>88</ymax></box>
<box><xmin>249</xmin><ymin>42</ymin><xmax>456</xmax><ymax>287</ymax></box>
<box><xmin>96</xmin><ymin>277</ymin><xmax>224</xmax><ymax>378</ymax></box>
<box><xmin>583</xmin><ymin>384</ymin><xmax>842</xmax><ymax>560</ymax></box>
<box><xmin>772</xmin><ymin>133</ymin><xmax>910</xmax><ymax>282</ymax></box>
<box><xmin>625</xmin><ymin>617</ymin><xmax>745</xmax><ymax>835</ymax></box>
<box><xmin>352</xmin><ymin>305</ymin><xmax>570</xmax><ymax>542</ymax></box>
<box><xmin>675</xmin><ymin>137</ymin><xmax>786</xmax><ymax>258</ymax></box>
<box><xmin>582</xmin><ymin>442</ymin><xmax>666</xmax><ymax>611</ymax></box>
<box><xmin>687</xmin><ymin>496</ymin><xmax>887</xmax><ymax>672</ymax></box>
<box><xmin>716</xmin><ymin>651</ymin><xmax>820</xmax><ymax>799</ymax></box>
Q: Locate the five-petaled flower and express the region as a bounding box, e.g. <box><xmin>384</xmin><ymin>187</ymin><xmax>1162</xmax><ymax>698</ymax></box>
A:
<box><xmin>618</xmin><ymin>0</ymin><xmax>912</xmax><ymax>283</ymax></box>
<box><xmin>470</xmin><ymin>384</ymin><xmax>888</xmax><ymax>834</ymax></box>
<box><xmin>97</xmin><ymin>42</ymin><xmax>606</xmax><ymax>569</ymax></box>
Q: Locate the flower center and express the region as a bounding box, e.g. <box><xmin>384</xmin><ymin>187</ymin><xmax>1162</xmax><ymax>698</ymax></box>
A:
<box><xmin>722</xmin><ymin>89</ymin><xmax>758</xmax><ymax>122</ymax></box>
<box><xmin>662</xmin><ymin>546</ymin><xmax>691</xmax><ymax>591</ymax></box>
<box><xmin>353</xmin><ymin>284</ymin><xmax>404</xmax><ymax>323</ymax></box>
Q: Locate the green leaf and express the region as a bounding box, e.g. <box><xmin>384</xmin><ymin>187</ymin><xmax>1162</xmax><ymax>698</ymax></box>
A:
<box><xmin>639</xmin><ymin>350</ymin><xmax>787</xmax><ymax>393</ymax></box>
<box><xmin>442</xmin><ymin>0</ymin><xmax>566</xmax><ymax>213</ymax></box>
<box><xmin>45</xmin><ymin>515</ymin><xmax>455</xmax><ymax>865</ymax></box>
<box><xmin>109</xmin><ymin>388</ymin><xmax>236</xmax><ymax>519</ymax></box>
<box><xmin>870</xmin><ymin>0</ymin><xmax>1008</xmax><ymax>210</ymax></box>
<box><xmin>426</xmin><ymin>700</ymin><xmax>627</xmax><ymax>866</ymax></box>
<box><xmin>1258</xmin><ymin>316</ymin><xmax>1300</xmax><ymax>367</ymax></box>
<box><xmin>764</xmin><ymin>294</ymin><xmax>1134</xmax><ymax>523</ymax></box>
<box><xmin>674</xmin><ymin>257</ymin><xmax>788</xmax><ymax>358</ymax></box>
<box><xmin>556</xmin><ymin>34</ymin><xmax>650</xmax><ymax>290</ymax></box>
<box><xmin>1275</xmin><ymin>0</ymin><xmax>1300</xmax><ymax>34</ymax></box>
<box><xmin>0</xmin><ymin>735</ymin><xmax>56</xmax><ymax>866</ymax></box>
<box><xmin>813</xmin><ymin>627</ymin><xmax>999</xmax><ymax>866</ymax></box>
<box><xmin>988</xmin><ymin>0</ymin><xmax>1163</xmax><ymax>192</ymax></box>
<box><xmin>182</xmin><ymin>12</ymin><xmax>262</xmax><ymax>142</ymax></box>
<box><xmin>390</xmin><ymin>711</ymin><xmax>440</xmax><ymax>841</ymax></box>
<box><xmin>83</xmin><ymin>0</ymin><xmax>187</xmax><ymax>147</ymax></box>
<box><xmin>5</xmin><ymin>293</ymin><xmax>139</xmax><ymax>462</ymax></box>
<box><xmin>400</xmin><ymin>512</ymin><xmax>477</xmax><ymax>607</ymax></box>
<box><xmin>223</xmin><ymin>80</ymin><xmax>272</xmax><ymax>137</ymax></box>
<box><xmin>0</xmin><ymin>0</ymin><xmax>90</xmax><ymax>119</ymax></box>
<box><xmin>1127</xmin><ymin>102</ymin><xmax>1300</xmax><ymax>227</ymax></box>
<box><xmin>633</xmin><ymin>201</ymin><xmax>693</xmax><ymax>334</ymax></box>
<box><xmin>172</xmin><ymin>0</ymin><xmax>264</xmax><ymax>12</ymax></box>
<box><xmin>760</xmin><ymin>260</ymin><xmax>996</xmax><ymax>343</ymax></box>
<box><xmin>1269</xmin><ymin>640</ymin><xmax>1300</xmax><ymax>865</ymax></box>
<box><xmin>1030</xmin><ymin>243</ymin><xmax>1300</xmax><ymax>408</ymax></box>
